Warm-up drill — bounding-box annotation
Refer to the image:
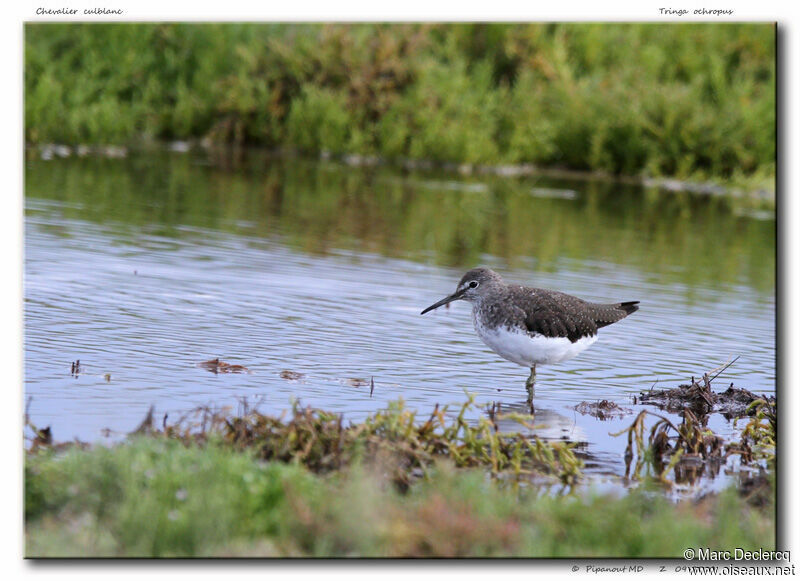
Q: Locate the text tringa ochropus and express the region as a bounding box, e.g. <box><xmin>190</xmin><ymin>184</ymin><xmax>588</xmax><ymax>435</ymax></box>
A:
<box><xmin>421</xmin><ymin>267</ymin><xmax>639</xmax><ymax>402</ymax></box>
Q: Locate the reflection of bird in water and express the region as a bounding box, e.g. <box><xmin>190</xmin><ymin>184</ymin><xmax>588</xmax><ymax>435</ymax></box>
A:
<box><xmin>485</xmin><ymin>401</ymin><xmax>588</xmax><ymax>443</ymax></box>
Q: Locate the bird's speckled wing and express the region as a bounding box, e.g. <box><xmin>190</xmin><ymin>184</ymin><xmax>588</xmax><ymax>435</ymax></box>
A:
<box><xmin>512</xmin><ymin>288</ymin><xmax>639</xmax><ymax>343</ymax></box>
<box><xmin>514</xmin><ymin>288</ymin><xmax>597</xmax><ymax>343</ymax></box>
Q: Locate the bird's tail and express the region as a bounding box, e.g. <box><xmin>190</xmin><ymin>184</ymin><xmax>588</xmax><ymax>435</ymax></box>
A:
<box><xmin>592</xmin><ymin>300</ymin><xmax>640</xmax><ymax>328</ymax></box>
<box><xmin>617</xmin><ymin>301</ymin><xmax>640</xmax><ymax>316</ymax></box>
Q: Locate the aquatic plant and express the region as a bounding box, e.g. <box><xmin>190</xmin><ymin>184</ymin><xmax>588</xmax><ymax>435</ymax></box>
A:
<box><xmin>613</xmin><ymin>397</ymin><xmax>776</xmax><ymax>489</ymax></box>
<box><xmin>156</xmin><ymin>395</ymin><xmax>583</xmax><ymax>487</ymax></box>
<box><xmin>732</xmin><ymin>398</ymin><xmax>776</xmax><ymax>467</ymax></box>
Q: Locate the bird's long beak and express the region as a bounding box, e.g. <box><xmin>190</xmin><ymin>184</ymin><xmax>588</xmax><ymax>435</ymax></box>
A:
<box><xmin>420</xmin><ymin>289</ymin><xmax>464</xmax><ymax>315</ymax></box>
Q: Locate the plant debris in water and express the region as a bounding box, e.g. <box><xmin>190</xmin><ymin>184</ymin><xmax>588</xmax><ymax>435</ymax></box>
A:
<box><xmin>344</xmin><ymin>377</ymin><xmax>370</xmax><ymax>388</ymax></box>
<box><xmin>215</xmin><ymin>395</ymin><xmax>582</xmax><ymax>489</ymax></box>
<box><xmin>574</xmin><ymin>400</ymin><xmax>633</xmax><ymax>420</ymax></box>
<box><xmin>612</xmin><ymin>396</ymin><xmax>775</xmax><ymax>499</ymax></box>
<box><xmin>639</xmin><ymin>360</ymin><xmax>774</xmax><ymax>418</ymax></box>
<box><xmin>27</xmin><ymin>395</ymin><xmax>583</xmax><ymax>490</ymax></box>
<box><xmin>732</xmin><ymin>398</ymin><xmax>776</xmax><ymax>467</ymax></box>
<box><xmin>197</xmin><ymin>358</ymin><xmax>250</xmax><ymax>374</ymax></box>
<box><xmin>640</xmin><ymin>379</ymin><xmax>773</xmax><ymax>418</ymax></box>
<box><xmin>25</xmin><ymin>397</ymin><xmax>89</xmax><ymax>453</ymax></box>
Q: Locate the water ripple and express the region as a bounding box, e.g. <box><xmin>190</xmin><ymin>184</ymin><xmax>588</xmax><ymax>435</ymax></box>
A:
<box><xmin>25</xmin><ymin>203</ymin><xmax>775</xmax><ymax>488</ymax></box>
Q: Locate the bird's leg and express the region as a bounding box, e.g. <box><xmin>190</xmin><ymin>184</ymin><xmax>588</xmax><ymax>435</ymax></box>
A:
<box><xmin>525</xmin><ymin>364</ymin><xmax>536</xmax><ymax>403</ymax></box>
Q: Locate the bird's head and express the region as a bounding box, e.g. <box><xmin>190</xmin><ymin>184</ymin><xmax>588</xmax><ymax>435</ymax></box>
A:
<box><xmin>420</xmin><ymin>267</ymin><xmax>504</xmax><ymax>314</ymax></box>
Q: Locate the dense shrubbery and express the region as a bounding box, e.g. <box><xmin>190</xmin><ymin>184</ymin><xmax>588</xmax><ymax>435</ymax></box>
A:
<box><xmin>25</xmin><ymin>23</ymin><xmax>775</xmax><ymax>182</ymax></box>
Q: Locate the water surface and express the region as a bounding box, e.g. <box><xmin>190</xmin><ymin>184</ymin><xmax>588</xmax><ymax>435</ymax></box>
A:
<box><xmin>24</xmin><ymin>149</ymin><xmax>775</xmax><ymax>493</ymax></box>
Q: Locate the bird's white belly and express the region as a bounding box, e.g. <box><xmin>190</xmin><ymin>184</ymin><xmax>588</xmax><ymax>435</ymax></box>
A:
<box><xmin>473</xmin><ymin>317</ymin><xmax>598</xmax><ymax>367</ymax></box>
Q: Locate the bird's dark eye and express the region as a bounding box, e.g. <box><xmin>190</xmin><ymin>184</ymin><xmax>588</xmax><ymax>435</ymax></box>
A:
<box><xmin>469</xmin><ymin>281</ymin><xmax>479</xmax><ymax>289</ymax></box>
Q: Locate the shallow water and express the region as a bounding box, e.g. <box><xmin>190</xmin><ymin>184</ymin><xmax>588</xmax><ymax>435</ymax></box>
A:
<box><xmin>24</xmin><ymin>149</ymin><xmax>775</xmax><ymax>494</ymax></box>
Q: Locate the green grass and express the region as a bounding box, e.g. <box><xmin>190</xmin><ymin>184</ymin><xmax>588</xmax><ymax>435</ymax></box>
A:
<box><xmin>25</xmin><ymin>437</ymin><xmax>774</xmax><ymax>558</ymax></box>
<box><xmin>25</xmin><ymin>23</ymin><xmax>775</xmax><ymax>186</ymax></box>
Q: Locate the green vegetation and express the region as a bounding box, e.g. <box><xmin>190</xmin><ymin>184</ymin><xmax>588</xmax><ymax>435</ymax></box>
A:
<box><xmin>26</xmin><ymin>437</ymin><xmax>774</xmax><ymax>557</ymax></box>
<box><xmin>25</xmin><ymin>23</ymin><xmax>775</xmax><ymax>186</ymax></box>
<box><xmin>735</xmin><ymin>398</ymin><xmax>777</xmax><ymax>468</ymax></box>
<box><xmin>25</xmin><ymin>397</ymin><xmax>775</xmax><ymax>557</ymax></box>
<box><xmin>28</xmin><ymin>397</ymin><xmax>583</xmax><ymax>489</ymax></box>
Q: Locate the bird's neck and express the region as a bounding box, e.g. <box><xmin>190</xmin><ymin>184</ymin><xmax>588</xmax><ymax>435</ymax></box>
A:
<box><xmin>469</xmin><ymin>284</ymin><xmax>507</xmax><ymax>313</ymax></box>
